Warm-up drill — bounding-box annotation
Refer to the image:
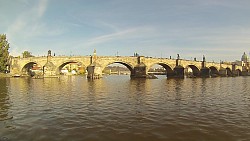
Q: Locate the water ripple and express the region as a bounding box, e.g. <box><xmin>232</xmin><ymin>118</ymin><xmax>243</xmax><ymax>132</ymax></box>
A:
<box><xmin>0</xmin><ymin>76</ymin><xmax>250</xmax><ymax>140</ymax></box>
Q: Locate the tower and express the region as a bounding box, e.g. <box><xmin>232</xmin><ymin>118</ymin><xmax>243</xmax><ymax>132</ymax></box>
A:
<box><xmin>93</xmin><ymin>49</ymin><xmax>97</xmax><ymax>61</ymax></box>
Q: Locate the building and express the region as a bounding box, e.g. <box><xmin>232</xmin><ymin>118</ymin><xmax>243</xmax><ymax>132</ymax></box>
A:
<box><xmin>241</xmin><ymin>52</ymin><xmax>249</xmax><ymax>69</ymax></box>
<box><xmin>234</xmin><ymin>52</ymin><xmax>250</xmax><ymax>74</ymax></box>
<box><xmin>242</xmin><ymin>52</ymin><xmax>249</xmax><ymax>63</ymax></box>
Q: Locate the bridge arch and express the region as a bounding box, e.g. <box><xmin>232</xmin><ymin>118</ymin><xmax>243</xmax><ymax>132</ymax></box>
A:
<box><xmin>235</xmin><ymin>69</ymin><xmax>242</xmax><ymax>76</ymax></box>
<box><xmin>101</xmin><ymin>61</ymin><xmax>134</xmax><ymax>75</ymax></box>
<box><xmin>56</xmin><ymin>61</ymin><xmax>87</xmax><ymax>75</ymax></box>
<box><xmin>21</xmin><ymin>62</ymin><xmax>42</xmax><ymax>76</ymax></box>
<box><xmin>185</xmin><ymin>65</ymin><xmax>200</xmax><ymax>77</ymax></box>
<box><xmin>146</xmin><ymin>63</ymin><xmax>174</xmax><ymax>75</ymax></box>
<box><xmin>226</xmin><ymin>67</ymin><xmax>233</xmax><ymax>76</ymax></box>
<box><xmin>209</xmin><ymin>66</ymin><xmax>219</xmax><ymax>77</ymax></box>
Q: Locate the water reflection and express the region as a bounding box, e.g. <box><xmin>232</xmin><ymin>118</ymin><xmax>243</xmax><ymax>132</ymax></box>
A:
<box><xmin>0</xmin><ymin>78</ymin><xmax>11</xmax><ymax>121</ymax></box>
<box><xmin>0</xmin><ymin>78</ymin><xmax>14</xmax><ymax>140</ymax></box>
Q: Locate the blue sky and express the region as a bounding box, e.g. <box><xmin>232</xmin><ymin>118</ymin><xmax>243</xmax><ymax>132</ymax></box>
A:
<box><xmin>1</xmin><ymin>0</ymin><xmax>250</xmax><ymax>62</ymax></box>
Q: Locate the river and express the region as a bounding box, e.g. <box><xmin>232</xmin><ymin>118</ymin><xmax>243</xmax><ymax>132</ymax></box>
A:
<box><xmin>0</xmin><ymin>75</ymin><xmax>250</xmax><ymax>141</ymax></box>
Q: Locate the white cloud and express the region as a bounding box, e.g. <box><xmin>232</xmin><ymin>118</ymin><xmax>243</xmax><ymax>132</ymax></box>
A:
<box><xmin>37</xmin><ymin>0</ymin><xmax>48</xmax><ymax>17</ymax></box>
<box><xmin>6</xmin><ymin>16</ymin><xmax>27</xmax><ymax>38</ymax></box>
<box><xmin>80</xmin><ymin>26</ymin><xmax>155</xmax><ymax>47</ymax></box>
<box><xmin>5</xmin><ymin>0</ymin><xmax>54</xmax><ymax>56</ymax></box>
<box><xmin>6</xmin><ymin>0</ymin><xmax>49</xmax><ymax>36</ymax></box>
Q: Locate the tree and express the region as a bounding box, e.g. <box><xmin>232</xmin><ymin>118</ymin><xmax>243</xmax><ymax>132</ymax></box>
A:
<box><xmin>0</xmin><ymin>34</ymin><xmax>10</xmax><ymax>72</ymax></box>
<box><xmin>22</xmin><ymin>51</ymin><xmax>33</xmax><ymax>58</ymax></box>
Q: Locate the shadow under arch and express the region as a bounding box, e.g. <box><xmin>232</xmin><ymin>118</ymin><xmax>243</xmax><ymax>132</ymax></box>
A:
<box><xmin>56</xmin><ymin>61</ymin><xmax>86</xmax><ymax>75</ymax></box>
<box><xmin>209</xmin><ymin>66</ymin><xmax>220</xmax><ymax>77</ymax></box>
<box><xmin>185</xmin><ymin>65</ymin><xmax>200</xmax><ymax>77</ymax></box>
<box><xmin>226</xmin><ymin>67</ymin><xmax>233</xmax><ymax>76</ymax></box>
<box><xmin>235</xmin><ymin>69</ymin><xmax>242</xmax><ymax>76</ymax></box>
<box><xmin>21</xmin><ymin>62</ymin><xmax>41</xmax><ymax>76</ymax></box>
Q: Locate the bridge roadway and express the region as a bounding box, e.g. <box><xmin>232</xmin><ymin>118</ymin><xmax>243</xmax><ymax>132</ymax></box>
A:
<box><xmin>9</xmin><ymin>54</ymin><xmax>245</xmax><ymax>78</ymax></box>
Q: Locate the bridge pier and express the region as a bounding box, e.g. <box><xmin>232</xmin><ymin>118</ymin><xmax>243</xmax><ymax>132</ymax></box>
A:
<box><xmin>87</xmin><ymin>64</ymin><xmax>102</xmax><ymax>79</ymax></box>
<box><xmin>167</xmin><ymin>58</ymin><xmax>184</xmax><ymax>78</ymax></box>
<box><xmin>43</xmin><ymin>61</ymin><xmax>57</xmax><ymax>77</ymax></box>
<box><xmin>200</xmin><ymin>68</ymin><xmax>210</xmax><ymax>77</ymax></box>
<box><xmin>219</xmin><ymin>69</ymin><xmax>228</xmax><ymax>77</ymax></box>
<box><xmin>199</xmin><ymin>56</ymin><xmax>210</xmax><ymax>77</ymax></box>
<box><xmin>166</xmin><ymin>72</ymin><xmax>176</xmax><ymax>78</ymax></box>
<box><xmin>130</xmin><ymin>64</ymin><xmax>147</xmax><ymax>78</ymax></box>
<box><xmin>173</xmin><ymin>66</ymin><xmax>184</xmax><ymax>78</ymax></box>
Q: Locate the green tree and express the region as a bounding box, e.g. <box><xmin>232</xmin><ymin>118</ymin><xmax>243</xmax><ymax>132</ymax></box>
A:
<box><xmin>22</xmin><ymin>51</ymin><xmax>33</xmax><ymax>58</ymax></box>
<box><xmin>0</xmin><ymin>34</ymin><xmax>10</xmax><ymax>72</ymax></box>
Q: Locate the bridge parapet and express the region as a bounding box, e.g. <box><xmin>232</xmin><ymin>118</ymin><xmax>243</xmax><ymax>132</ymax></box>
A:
<box><xmin>94</xmin><ymin>56</ymin><xmax>138</xmax><ymax>69</ymax></box>
<box><xmin>143</xmin><ymin>58</ymin><xmax>176</xmax><ymax>70</ymax></box>
<box><xmin>178</xmin><ymin>60</ymin><xmax>203</xmax><ymax>70</ymax></box>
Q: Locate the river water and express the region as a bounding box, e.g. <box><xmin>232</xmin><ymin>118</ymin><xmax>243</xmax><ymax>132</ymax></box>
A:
<box><xmin>0</xmin><ymin>75</ymin><xmax>250</xmax><ymax>141</ymax></box>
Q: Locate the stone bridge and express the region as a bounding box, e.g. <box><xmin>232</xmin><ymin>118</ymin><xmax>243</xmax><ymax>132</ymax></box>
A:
<box><xmin>9</xmin><ymin>53</ymin><xmax>245</xmax><ymax>78</ymax></box>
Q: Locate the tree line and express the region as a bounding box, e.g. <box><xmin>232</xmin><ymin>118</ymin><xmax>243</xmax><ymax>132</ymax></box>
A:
<box><xmin>0</xmin><ymin>34</ymin><xmax>34</xmax><ymax>73</ymax></box>
<box><xmin>0</xmin><ymin>34</ymin><xmax>10</xmax><ymax>72</ymax></box>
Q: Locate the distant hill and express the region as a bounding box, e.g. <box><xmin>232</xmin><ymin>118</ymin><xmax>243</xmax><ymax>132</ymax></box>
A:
<box><xmin>103</xmin><ymin>66</ymin><xmax>129</xmax><ymax>72</ymax></box>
